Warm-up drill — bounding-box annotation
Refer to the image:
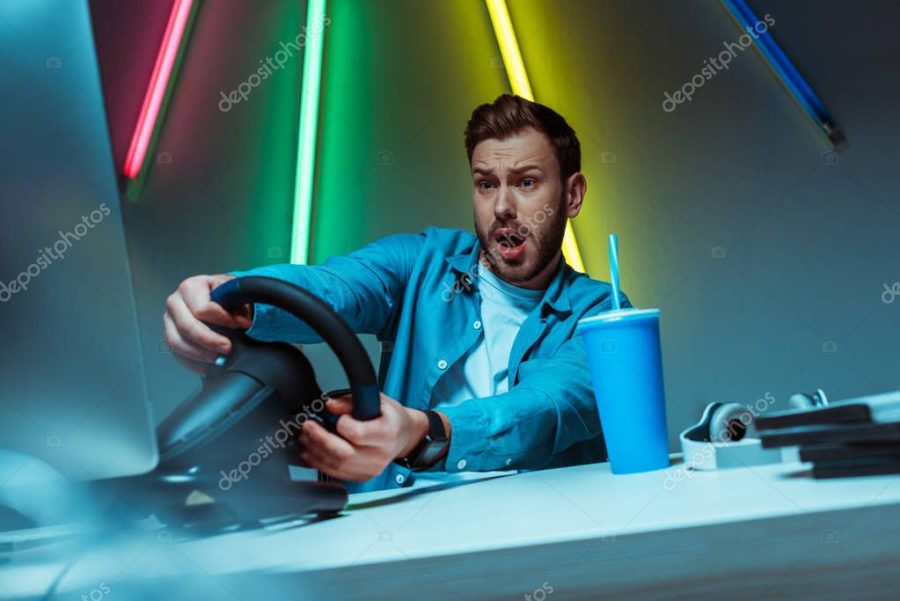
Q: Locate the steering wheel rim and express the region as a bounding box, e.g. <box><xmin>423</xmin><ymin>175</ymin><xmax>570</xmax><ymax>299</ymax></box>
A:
<box><xmin>210</xmin><ymin>276</ymin><xmax>381</xmax><ymax>421</ymax></box>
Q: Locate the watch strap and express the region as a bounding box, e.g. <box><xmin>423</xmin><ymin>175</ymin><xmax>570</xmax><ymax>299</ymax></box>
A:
<box><xmin>396</xmin><ymin>409</ymin><xmax>447</xmax><ymax>471</ymax></box>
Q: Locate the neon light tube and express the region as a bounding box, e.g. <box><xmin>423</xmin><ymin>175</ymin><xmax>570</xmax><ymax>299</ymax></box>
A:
<box><xmin>485</xmin><ymin>0</ymin><xmax>533</xmax><ymax>100</ymax></box>
<box><xmin>123</xmin><ymin>0</ymin><xmax>194</xmax><ymax>179</ymax></box>
<box><xmin>290</xmin><ymin>0</ymin><xmax>327</xmax><ymax>265</ymax></box>
<box><xmin>485</xmin><ymin>0</ymin><xmax>586</xmax><ymax>273</ymax></box>
<box><xmin>721</xmin><ymin>0</ymin><xmax>844</xmax><ymax>148</ymax></box>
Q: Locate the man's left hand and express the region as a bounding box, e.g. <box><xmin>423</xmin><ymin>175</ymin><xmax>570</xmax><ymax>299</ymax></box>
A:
<box><xmin>297</xmin><ymin>392</ymin><xmax>432</xmax><ymax>481</ymax></box>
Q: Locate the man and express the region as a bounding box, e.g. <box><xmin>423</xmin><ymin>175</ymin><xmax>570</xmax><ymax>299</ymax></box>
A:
<box><xmin>163</xmin><ymin>94</ymin><xmax>629</xmax><ymax>492</ymax></box>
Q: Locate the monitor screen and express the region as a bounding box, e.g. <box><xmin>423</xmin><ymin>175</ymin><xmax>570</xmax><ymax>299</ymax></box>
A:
<box><xmin>0</xmin><ymin>0</ymin><xmax>157</xmax><ymax>481</ymax></box>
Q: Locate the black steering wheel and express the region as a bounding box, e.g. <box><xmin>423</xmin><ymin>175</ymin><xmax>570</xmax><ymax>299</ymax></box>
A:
<box><xmin>156</xmin><ymin>276</ymin><xmax>381</xmax><ymax>467</ymax></box>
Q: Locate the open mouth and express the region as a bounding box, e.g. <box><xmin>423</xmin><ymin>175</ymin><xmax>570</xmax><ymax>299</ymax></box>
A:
<box><xmin>493</xmin><ymin>228</ymin><xmax>527</xmax><ymax>260</ymax></box>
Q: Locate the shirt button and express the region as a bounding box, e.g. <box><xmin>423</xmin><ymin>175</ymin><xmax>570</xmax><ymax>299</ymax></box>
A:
<box><xmin>395</xmin><ymin>473</ymin><xmax>405</xmax><ymax>485</ymax></box>
<box><xmin>438</xmin><ymin>359</ymin><xmax>448</xmax><ymax>370</ymax></box>
<box><xmin>456</xmin><ymin>459</ymin><xmax>467</xmax><ymax>470</ymax></box>
<box><xmin>473</xmin><ymin>320</ymin><xmax>482</xmax><ymax>330</ymax></box>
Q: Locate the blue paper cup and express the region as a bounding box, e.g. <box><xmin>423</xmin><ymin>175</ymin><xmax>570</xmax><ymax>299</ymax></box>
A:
<box><xmin>578</xmin><ymin>308</ymin><xmax>669</xmax><ymax>474</ymax></box>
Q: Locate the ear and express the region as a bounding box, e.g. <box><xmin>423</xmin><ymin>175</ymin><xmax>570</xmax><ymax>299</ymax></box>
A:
<box><xmin>564</xmin><ymin>172</ymin><xmax>586</xmax><ymax>219</ymax></box>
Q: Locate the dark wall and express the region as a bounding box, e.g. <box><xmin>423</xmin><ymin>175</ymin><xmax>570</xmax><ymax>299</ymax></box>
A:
<box><xmin>505</xmin><ymin>0</ymin><xmax>900</xmax><ymax>436</ymax></box>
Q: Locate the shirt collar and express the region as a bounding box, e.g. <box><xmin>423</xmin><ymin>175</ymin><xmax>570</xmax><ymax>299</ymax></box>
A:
<box><xmin>445</xmin><ymin>240</ymin><xmax>572</xmax><ymax>316</ymax></box>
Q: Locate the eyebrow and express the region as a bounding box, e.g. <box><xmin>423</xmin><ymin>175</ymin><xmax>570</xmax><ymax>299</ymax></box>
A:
<box><xmin>472</xmin><ymin>165</ymin><xmax>546</xmax><ymax>177</ymax></box>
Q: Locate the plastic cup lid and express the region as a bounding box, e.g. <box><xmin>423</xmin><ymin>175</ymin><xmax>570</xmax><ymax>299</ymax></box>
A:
<box><xmin>578</xmin><ymin>308</ymin><xmax>659</xmax><ymax>329</ymax></box>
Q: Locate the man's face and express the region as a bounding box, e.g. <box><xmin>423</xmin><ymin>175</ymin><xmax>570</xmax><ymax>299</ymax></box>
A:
<box><xmin>471</xmin><ymin>127</ymin><xmax>568</xmax><ymax>287</ymax></box>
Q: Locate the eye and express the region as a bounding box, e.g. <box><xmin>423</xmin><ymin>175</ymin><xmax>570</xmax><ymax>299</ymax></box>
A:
<box><xmin>477</xmin><ymin>180</ymin><xmax>495</xmax><ymax>191</ymax></box>
<box><xmin>520</xmin><ymin>177</ymin><xmax>536</xmax><ymax>189</ymax></box>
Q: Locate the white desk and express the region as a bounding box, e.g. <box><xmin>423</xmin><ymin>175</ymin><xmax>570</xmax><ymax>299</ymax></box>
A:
<box><xmin>5</xmin><ymin>459</ymin><xmax>900</xmax><ymax>600</ymax></box>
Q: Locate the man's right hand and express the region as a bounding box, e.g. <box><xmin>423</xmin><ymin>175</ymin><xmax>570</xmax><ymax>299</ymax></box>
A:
<box><xmin>163</xmin><ymin>274</ymin><xmax>253</xmax><ymax>373</ymax></box>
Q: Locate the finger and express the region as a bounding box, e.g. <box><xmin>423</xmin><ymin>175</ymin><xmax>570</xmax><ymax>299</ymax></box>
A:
<box><xmin>336</xmin><ymin>414</ymin><xmax>387</xmax><ymax>447</ymax></box>
<box><xmin>302</xmin><ymin>417</ymin><xmax>392</xmax><ymax>478</ymax></box>
<box><xmin>196</xmin><ymin>303</ymin><xmax>252</xmax><ymax>331</ymax></box>
<box><xmin>338</xmin><ymin>452</ymin><xmax>393</xmax><ymax>482</ymax></box>
<box><xmin>325</xmin><ymin>395</ymin><xmax>354</xmax><ymax>416</ymax></box>
<box><xmin>196</xmin><ymin>275</ymin><xmax>254</xmax><ymax>330</ymax></box>
<box><xmin>166</xmin><ymin>292</ymin><xmax>232</xmax><ymax>354</ymax></box>
<box><xmin>177</xmin><ymin>276</ymin><xmax>242</xmax><ymax>328</ymax></box>
<box><xmin>163</xmin><ymin>311</ymin><xmax>218</xmax><ymax>364</ymax></box>
<box><xmin>298</xmin><ymin>449</ymin><xmax>341</xmax><ymax>476</ymax></box>
<box><xmin>300</xmin><ymin>443</ymin><xmax>346</xmax><ymax>472</ymax></box>
<box><xmin>300</xmin><ymin>448</ymin><xmax>377</xmax><ymax>482</ymax></box>
<box><xmin>295</xmin><ymin>451</ymin><xmax>313</xmax><ymax>469</ymax></box>
<box><xmin>299</xmin><ymin>419</ymin><xmax>356</xmax><ymax>460</ymax></box>
<box><xmin>299</xmin><ymin>441</ymin><xmax>363</xmax><ymax>480</ymax></box>
<box><xmin>299</xmin><ymin>439</ymin><xmax>388</xmax><ymax>482</ymax></box>
<box><xmin>194</xmin><ymin>280</ymin><xmax>253</xmax><ymax>330</ymax></box>
<box><xmin>230</xmin><ymin>303</ymin><xmax>254</xmax><ymax>330</ymax></box>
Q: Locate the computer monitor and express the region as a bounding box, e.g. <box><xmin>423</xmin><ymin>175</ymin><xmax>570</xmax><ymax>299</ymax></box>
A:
<box><xmin>0</xmin><ymin>0</ymin><xmax>157</xmax><ymax>481</ymax></box>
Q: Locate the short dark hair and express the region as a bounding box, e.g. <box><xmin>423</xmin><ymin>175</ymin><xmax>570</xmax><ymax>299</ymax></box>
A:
<box><xmin>464</xmin><ymin>94</ymin><xmax>581</xmax><ymax>182</ymax></box>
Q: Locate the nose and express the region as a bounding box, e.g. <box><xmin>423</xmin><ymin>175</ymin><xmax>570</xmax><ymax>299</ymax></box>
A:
<box><xmin>493</xmin><ymin>183</ymin><xmax>516</xmax><ymax>221</ymax></box>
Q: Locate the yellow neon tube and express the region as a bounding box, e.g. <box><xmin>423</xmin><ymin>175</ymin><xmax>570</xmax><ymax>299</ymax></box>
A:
<box><xmin>485</xmin><ymin>0</ymin><xmax>585</xmax><ymax>273</ymax></box>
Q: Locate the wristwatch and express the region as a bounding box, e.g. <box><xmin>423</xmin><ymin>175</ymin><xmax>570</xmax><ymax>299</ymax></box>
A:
<box><xmin>395</xmin><ymin>410</ymin><xmax>449</xmax><ymax>471</ymax></box>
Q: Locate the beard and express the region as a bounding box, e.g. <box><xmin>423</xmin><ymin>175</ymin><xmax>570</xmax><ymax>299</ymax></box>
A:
<box><xmin>475</xmin><ymin>196</ymin><xmax>567</xmax><ymax>286</ymax></box>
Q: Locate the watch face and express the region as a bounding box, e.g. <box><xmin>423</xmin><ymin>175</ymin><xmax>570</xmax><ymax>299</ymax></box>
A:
<box><xmin>404</xmin><ymin>410</ymin><xmax>449</xmax><ymax>471</ymax></box>
<box><xmin>416</xmin><ymin>442</ymin><xmax>444</xmax><ymax>470</ymax></box>
<box><xmin>425</xmin><ymin>410</ymin><xmax>448</xmax><ymax>442</ymax></box>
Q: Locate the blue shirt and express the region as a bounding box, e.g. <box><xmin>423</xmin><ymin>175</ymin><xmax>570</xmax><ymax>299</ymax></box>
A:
<box><xmin>426</xmin><ymin>260</ymin><xmax>544</xmax><ymax>485</ymax></box>
<box><xmin>432</xmin><ymin>261</ymin><xmax>543</xmax><ymax>407</ymax></box>
<box><xmin>232</xmin><ymin>227</ymin><xmax>630</xmax><ymax>492</ymax></box>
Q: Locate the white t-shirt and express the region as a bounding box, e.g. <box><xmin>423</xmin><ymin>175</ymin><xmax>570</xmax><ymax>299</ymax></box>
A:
<box><xmin>431</xmin><ymin>261</ymin><xmax>544</xmax><ymax>409</ymax></box>
<box><xmin>420</xmin><ymin>262</ymin><xmax>543</xmax><ymax>481</ymax></box>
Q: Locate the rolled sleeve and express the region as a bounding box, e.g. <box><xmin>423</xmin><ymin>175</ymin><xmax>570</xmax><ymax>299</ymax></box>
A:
<box><xmin>226</xmin><ymin>232</ymin><xmax>425</xmax><ymax>343</ymax></box>
<box><xmin>438</xmin><ymin>399</ymin><xmax>492</xmax><ymax>472</ymax></box>
<box><xmin>439</xmin><ymin>345</ymin><xmax>596</xmax><ymax>473</ymax></box>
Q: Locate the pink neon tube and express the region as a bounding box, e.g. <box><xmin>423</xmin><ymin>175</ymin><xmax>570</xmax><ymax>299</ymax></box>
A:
<box><xmin>123</xmin><ymin>0</ymin><xmax>193</xmax><ymax>179</ymax></box>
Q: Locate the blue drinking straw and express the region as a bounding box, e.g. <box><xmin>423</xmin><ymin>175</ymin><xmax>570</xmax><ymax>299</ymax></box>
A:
<box><xmin>608</xmin><ymin>233</ymin><xmax>622</xmax><ymax>310</ymax></box>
